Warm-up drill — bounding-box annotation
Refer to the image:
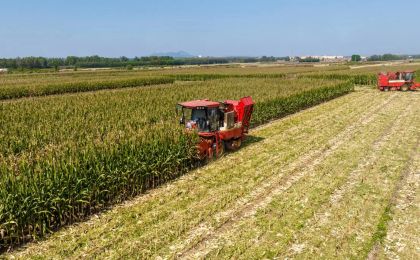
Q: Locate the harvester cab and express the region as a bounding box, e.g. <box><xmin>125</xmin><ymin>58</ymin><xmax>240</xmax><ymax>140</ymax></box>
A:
<box><xmin>177</xmin><ymin>96</ymin><xmax>254</xmax><ymax>160</ymax></box>
<box><xmin>177</xmin><ymin>99</ymin><xmax>221</xmax><ymax>133</ymax></box>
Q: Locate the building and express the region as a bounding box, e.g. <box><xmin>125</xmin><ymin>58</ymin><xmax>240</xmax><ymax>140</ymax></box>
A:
<box><xmin>0</xmin><ymin>68</ymin><xmax>8</xmax><ymax>73</ymax></box>
<box><xmin>299</xmin><ymin>56</ymin><xmax>348</xmax><ymax>62</ymax></box>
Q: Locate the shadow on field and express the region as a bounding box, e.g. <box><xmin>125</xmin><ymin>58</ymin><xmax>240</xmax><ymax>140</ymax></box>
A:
<box><xmin>242</xmin><ymin>135</ymin><xmax>265</xmax><ymax>148</ymax></box>
<box><xmin>221</xmin><ymin>135</ymin><xmax>265</xmax><ymax>157</ymax></box>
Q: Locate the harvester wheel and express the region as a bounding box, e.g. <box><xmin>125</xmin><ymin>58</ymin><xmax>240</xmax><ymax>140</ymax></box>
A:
<box><xmin>401</xmin><ymin>84</ymin><xmax>409</xmax><ymax>92</ymax></box>
<box><xmin>216</xmin><ymin>141</ymin><xmax>225</xmax><ymax>158</ymax></box>
<box><xmin>236</xmin><ymin>139</ymin><xmax>242</xmax><ymax>148</ymax></box>
<box><xmin>225</xmin><ymin>138</ymin><xmax>242</xmax><ymax>151</ymax></box>
<box><xmin>206</xmin><ymin>147</ymin><xmax>214</xmax><ymax>162</ymax></box>
<box><xmin>384</xmin><ymin>87</ymin><xmax>390</xmax><ymax>92</ymax></box>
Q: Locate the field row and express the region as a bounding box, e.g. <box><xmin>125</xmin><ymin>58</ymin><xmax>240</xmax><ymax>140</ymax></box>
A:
<box><xmin>0</xmin><ymin>77</ymin><xmax>353</xmax><ymax>249</ymax></box>
<box><xmin>8</xmin><ymin>89</ymin><xmax>418</xmax><ymax>259</ymax></box>
<box><xmin>0</xmin><ymin>72</ymin><xmax>359</xmax><ymax>101</ymax></box>
<box><xmin>0</xmin><ymin>64</ymin><xmax>347</xmax><ymax>82</ymax></box>
<box><xmin>1</xmin><ymin>62</ymin><xmax>418</xmax><ymax>100</ymax></box>
<box><xmin>0</xmin><ymin>63</ymin><xmax>375</xmax><ymax>100</ymax></box>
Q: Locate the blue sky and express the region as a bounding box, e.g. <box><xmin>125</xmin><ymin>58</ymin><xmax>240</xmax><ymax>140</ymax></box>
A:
<box><xmin>1</xmin><ymin>0</ymin><xmax>419</xmax><ymax>57</ymax></box>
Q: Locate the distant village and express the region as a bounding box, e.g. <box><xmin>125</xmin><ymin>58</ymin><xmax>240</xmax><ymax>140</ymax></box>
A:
<box><xmin>288</xmin><ymin>55</ymin><xmax>368</xmax><ymax>62</ymax></box>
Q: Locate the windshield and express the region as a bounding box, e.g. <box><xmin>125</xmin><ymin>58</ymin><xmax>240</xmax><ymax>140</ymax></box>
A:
<box><xmin>182</xmin><ymin>108</ymin><xmax>208</xmax><ymax>132</ymax></box>
<box><xmin>192</xmin><ymin>109</ymin><xmax>206</xmax><ymax>121</ymax></box>
<box><xmin>180</xmin><ymin>107</ymin><xmax>221</xmax><ymax>132</ymax></box>
<box><xmin>405</xmin><ymin>73</ymin><xmax>413</xmax><ymax>81</ymax></box>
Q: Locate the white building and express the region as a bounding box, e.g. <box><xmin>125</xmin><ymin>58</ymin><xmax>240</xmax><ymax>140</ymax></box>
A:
<box><xmin>299</xmin><ymin>56</ymin><xmax>346</xmax><ymax>62</ymax></box>
<box><xmin>0</xmin><ymin>68</ymin><xmax>8</xmax><ymax>73</ymax></box>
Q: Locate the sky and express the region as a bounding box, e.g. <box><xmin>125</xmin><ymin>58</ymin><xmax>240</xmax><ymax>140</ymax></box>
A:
<box><xmin>0</xmin><ymin>0</ymin><xmax>419</xmax><ymax>58</ymax></box>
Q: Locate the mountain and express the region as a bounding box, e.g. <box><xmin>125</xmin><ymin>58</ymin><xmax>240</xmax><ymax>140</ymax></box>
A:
<box><xmin>151</xmin><ymin>51</ymin><xmax>195</xmax><ymax>58</ymax></box>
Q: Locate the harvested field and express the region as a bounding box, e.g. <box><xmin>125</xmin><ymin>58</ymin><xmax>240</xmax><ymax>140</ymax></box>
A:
<box><xmin>7</xmin><ymin>88</ymin><xmax>419</xmax><ymax>259</ymax></box>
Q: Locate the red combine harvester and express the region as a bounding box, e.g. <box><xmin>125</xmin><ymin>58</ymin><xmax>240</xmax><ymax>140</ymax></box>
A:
<box><xmin>377</xmin><ymin>71</ymin><xmax>420</xmax><ymax>91</ymax></box>
<box><xmin>177</xmin><ymin>96</ymin><xmax>254</xmax><ymax>160</ymax></box>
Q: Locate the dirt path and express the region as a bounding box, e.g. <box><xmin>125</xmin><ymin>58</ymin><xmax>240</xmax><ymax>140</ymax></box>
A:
<box><xmin>349</xmin><ymin>62</ymin><xmax>406</xmax><ymax>69</ymax></box>
<box><xmin>5</xmin><ymin>89</ymin><xmax>419</xmax><ymax>260</ymax></box>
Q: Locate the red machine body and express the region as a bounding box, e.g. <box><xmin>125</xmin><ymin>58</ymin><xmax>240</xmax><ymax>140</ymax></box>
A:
<box><xmin>178</xmin><ymin>96</ymin><xmax>254</xmax><ymax>159</ymax></box>
<box><xmin>377</xmin><ymin>71</ymin><xmax>420</xmax><ymax>91</ymax></box>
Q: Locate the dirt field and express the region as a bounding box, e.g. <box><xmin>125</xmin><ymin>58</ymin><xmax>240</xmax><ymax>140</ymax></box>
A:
<box><xmin>6</xmin><ymin>88</ymin><xmax>419</xmax><ymax>259</ymax></box>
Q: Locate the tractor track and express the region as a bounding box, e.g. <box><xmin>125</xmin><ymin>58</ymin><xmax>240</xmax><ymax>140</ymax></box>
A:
<box><xmin>283</xmin><ymin>96</ymin><xmax>414</xmax><ymax>258</ymax></box>
<box><xmin>367</xmin><ymin>137</ymin><xmax>420</xmax><ymax>260</ymax></box>
<box><xmin>167</xmin><ymin>92</ymin><xmax>399</xmax><ymax>259</ymax></box>
<box><xmin>380</xmin><ymin>148</ymin><xmax>420</xmax><ymax>260</ymax></box>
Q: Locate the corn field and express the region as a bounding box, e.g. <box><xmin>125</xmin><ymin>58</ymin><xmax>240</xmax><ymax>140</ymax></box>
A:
<box><xmin>298</xmin><ymin>73</ymin><xmax>377</xmax><ymax>85</ymax></box>
<box><xmin>0</xmin><ymin>73</ymin><xmax>287</xmax><ymax>100</ymax></box>
<box><xmin>0</xmin><ymin>77</ymin><xmax>175</xmax><ymax>100</ymax></box>
<box><xmin>0</xmin><ymin>74</ymin><xmax>354</xmax><ymax>250</ymax></box>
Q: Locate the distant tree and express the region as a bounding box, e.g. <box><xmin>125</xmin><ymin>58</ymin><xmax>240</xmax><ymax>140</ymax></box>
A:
<box><xmin>382</xmin><ymin>54</ymin><xmax>401</xmax><ymax>61</ymax></box>
<box><xmin>351</xmin><ymin>54</ymin><xmax>361</xmax><ymax>62</ymax></box>
<box><xmin>259</xmin><ymin>56</ymin><xmax>277</xmax><ymax>62</ymax></box>
<box><xmin>368</xmin><ymin>55</ymin><xmax>382</xmax><ymax>61</ymax></box>
<box><xmin>298</xmin><ymin>57</ymin><xmax>320</xmax><ymax>63</ymax></box>
<box><xmin>126</xmin><ymin>64</ymin><xmax>133</xmax><ymax>70</ymax></box>
<box><xmin>66</xmin><ymin>56</ymin><xmax>78</xmax><ymax>66</ymax></box>
<box><xmin>368</xmin><ymin>54</ymin><xmax>404</xmax><ymax>61</ymax></box>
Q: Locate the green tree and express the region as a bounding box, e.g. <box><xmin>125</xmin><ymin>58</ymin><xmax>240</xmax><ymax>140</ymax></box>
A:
<box><xmin>351</xmin><ymin>54</ymin><xmax>361</xmax><ymax>62</ymax></box>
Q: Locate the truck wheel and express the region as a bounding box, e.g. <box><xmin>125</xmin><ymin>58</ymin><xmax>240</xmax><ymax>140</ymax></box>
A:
<box><xmin>401</xmin><ymin>84</ymin><xmax>409</xmax><ymax>92</ymax></box>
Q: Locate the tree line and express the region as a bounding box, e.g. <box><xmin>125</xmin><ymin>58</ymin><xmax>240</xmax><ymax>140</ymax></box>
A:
<box><xmin>1</xmin><ymin>54</ymin><xmax>416</xmax><ymax>70</ymax></box>
<box><xmin>367</xmin><ymin>54</ymin><xmax>417</xmax><ymax>61</ymax></box>
<box><xmin>0</xmin><ymin>55</ymin><xmax>288</xmax><ymax>70</ymax></box>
